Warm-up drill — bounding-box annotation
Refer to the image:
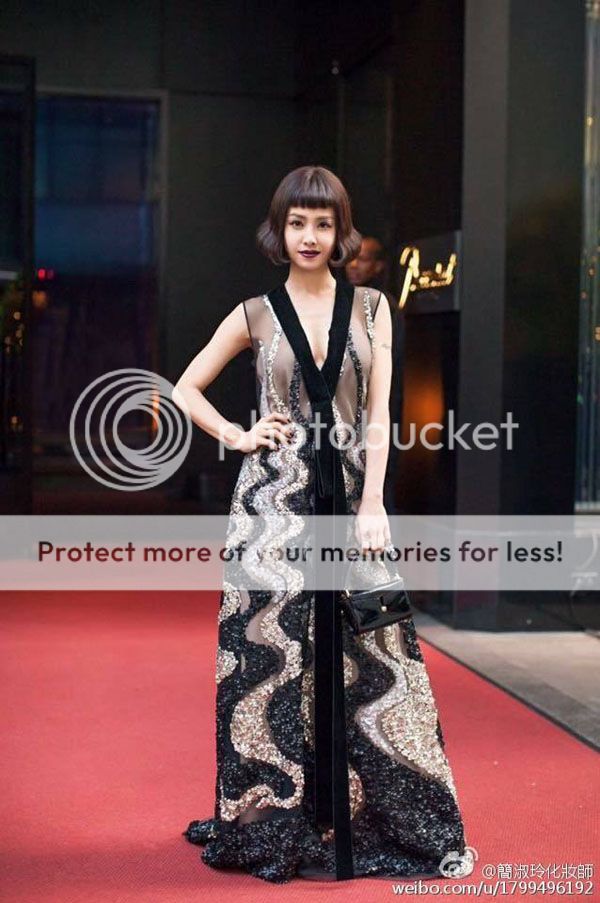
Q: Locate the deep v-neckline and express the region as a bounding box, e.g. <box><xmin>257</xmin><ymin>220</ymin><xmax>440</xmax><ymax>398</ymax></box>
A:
<box><xmin>279</xmin><ymin>280</ymin><xmax>344</xmax><ymax>374</ymax></box>
<box><xmin>267</xmin><ymin>278</ymin><xmax>354</xmax><ymax>399</ymax></box>
<box><xmin>267</xmin><ymin>279</ymin><xmax>354</xmax><ymax>397</ymax></box>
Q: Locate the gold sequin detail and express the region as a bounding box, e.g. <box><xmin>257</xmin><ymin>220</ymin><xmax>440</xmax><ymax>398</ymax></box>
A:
<box><xmin>262</xmin><ymin>294</ymin><xmax>289</xmax><ymax>415</ymax></box>
<box><xmin>219</xmin><ymin>592</ymin><xmax>305</xmax><ymax>821</ymax></box>
<box><xmin>381</xmin><ymin>625</ymin><xmax>458</xmax><ymax>799</ymax></box>
<box><xmin>219</xmin><ymin>507</ymin><xmax>306</xmax><ymax>820</ymax></box>
<box><xmin>215</xmin><ymin>647</ymin><xmax>237</xmax><ymax>684</ymax></box>
<box><xmin>354</xmin><ymin>629</ymin><xmax>407</xmax><ymax>758</ymax></box>
<box><xmin>363</xmin><ymin>288</ymin><xmax>375</xmax><ymax>346</ymax></box>
<box><xmin>229</xmin><ymin>450</ymin><xmax>268</xmax><ymax>517</ymax></box>
<box><xmin>300</xmin><ymin>653</ymin><xmax>314</xmax><ymax>748</ymax></box>
<box><xmin>300</xmin><ymin>597</ymin><xmax>316</xmax><ymax>747</ymax></box>
<box><xmin>343</xmin><ymin>650</ymin><xmax>356</xmax><ymax>685</ymax></box>
<box><xmin>218</xmin><ymin>582</ymin><xmax>241</xmax><ymax>623</ymax></box>
<box><xmin>355</xmin><ymin>625</ymin><xmax>458</xmax><ymax>800</ymax></box>
<box><xmin>215</xmin><ymin>583</ymin><xmax>241</xmax><ymax>684</ymax></box>
<box><xmin>330</xmin><ymin>396</ymin><xmax>355</xmax><ymax>505</ymax></box>
<box><xmin>218</xmin><ymin>427</ymin><xmax>310</xmax><ymax>821</ymax></box>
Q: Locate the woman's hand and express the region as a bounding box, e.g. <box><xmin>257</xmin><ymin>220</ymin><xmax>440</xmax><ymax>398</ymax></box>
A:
<box><xmin>237</xmin><ymin>412</ymin><xmax>295</xmax><ymax>453</ymax></box>
<box><xmin>355</xmin><ymin>495</ymin><xmax>391</xmax><ymax>552</ymax></box>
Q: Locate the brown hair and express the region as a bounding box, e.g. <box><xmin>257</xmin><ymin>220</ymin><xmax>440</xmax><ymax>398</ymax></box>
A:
<box><xmin>256</xmin><ymin>165</ymin><xmax>362</xmax><ymax>268</ymax></box>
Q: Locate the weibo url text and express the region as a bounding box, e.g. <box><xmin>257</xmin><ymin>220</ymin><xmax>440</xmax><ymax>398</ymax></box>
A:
<box><xmin>390</xmin><ymin>879</ymin><xmax>595</xmax><ymax>896</ymax></box>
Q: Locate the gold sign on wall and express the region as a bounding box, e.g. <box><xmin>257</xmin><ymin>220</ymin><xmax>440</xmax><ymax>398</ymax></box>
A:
<box><xmin>397</xmin><ymin>231</ymin><xmax>461</xmax><ymax>314</ymax></box>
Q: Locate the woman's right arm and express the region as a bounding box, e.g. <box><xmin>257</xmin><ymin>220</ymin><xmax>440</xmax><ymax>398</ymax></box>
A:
<box><xmin>171</xmin><ymin>301</ymin><xmax>291</xmax><ymax>452</ymax></box>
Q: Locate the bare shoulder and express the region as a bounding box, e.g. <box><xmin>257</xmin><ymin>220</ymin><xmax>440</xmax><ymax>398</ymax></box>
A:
<box><xmin>172</xmin><ymin>297</ymin><xmax>255</xmax><ymax>393</ymax></box>
<box><xmin>216</xmin><ymin>301</ymin><xmax>250</xmax><ymax>346</ymax></box>
<box><xmin>199</xmin><ymin>296</ymin><xmax>260</xmax><ymax>360</ymax></box>
<box><xmin>221</xmin><ymin>292</ymin><xmax>270</xmax><ymax>348</ymax></box>
<box><xmin>222</xmin><ymin>291</ymin><xmax>265</xmax><ymax>327</ymax></box>
<box><xmin>240</xmin><ymin>293</ymin><xmax>265</xmax><ymax>310</ymax></box>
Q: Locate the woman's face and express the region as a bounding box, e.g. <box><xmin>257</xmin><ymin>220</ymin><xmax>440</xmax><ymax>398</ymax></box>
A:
<box><xmin>283</xmin><ymin>206</ymin><xmax>336</xmax><ymax>269</ymax></box>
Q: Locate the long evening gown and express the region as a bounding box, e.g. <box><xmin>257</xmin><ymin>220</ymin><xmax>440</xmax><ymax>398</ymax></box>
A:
<box><xmin>182</xmin><ymin>279</ymin><xmax>470</xmax><ymax>883</ymax></box>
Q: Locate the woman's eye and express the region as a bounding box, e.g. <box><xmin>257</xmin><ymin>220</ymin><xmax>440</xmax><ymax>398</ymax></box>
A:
<box><xmin>288</xmin><ymin>220</ymin><xmax>332</xmax><ymax>228</ymax></box>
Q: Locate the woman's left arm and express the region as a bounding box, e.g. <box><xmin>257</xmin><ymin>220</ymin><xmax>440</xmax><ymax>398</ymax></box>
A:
<box><xmin>357</xmin><ymin>291</ymin><xmax>393</xmax><ymax>551</ymax></box>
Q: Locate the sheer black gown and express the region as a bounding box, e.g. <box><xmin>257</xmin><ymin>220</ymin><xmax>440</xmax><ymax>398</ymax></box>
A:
<box><xmin>182</xmin><ymin>280</ymin><xmax>470</xmax><ymax>883</ymax></box>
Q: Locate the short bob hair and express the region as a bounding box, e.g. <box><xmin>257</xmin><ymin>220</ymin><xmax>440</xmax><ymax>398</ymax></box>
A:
<box><xmin>256</xmin><ymin>165</ymin><xmax>362</xmax><ymax>268</ymax></box>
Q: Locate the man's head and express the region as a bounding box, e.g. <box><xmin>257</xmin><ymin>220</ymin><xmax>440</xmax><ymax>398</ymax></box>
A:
<box><xmin>345</xmin><ymin>236</ymin><xmax>385</xmax><ymax>286</ymax></box>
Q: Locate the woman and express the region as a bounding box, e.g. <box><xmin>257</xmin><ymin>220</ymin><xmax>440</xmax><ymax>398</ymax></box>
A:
<box><xmin>174</xmin><ymin>165</ymin><xmax>470</xmax><ymax>884</ymax></box>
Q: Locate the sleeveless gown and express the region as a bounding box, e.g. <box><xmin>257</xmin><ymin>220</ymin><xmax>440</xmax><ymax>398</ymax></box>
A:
<box><xmin>182</xmin><ymin>279</ymin><xmax>470</xmax><ymax>884</ymax></box>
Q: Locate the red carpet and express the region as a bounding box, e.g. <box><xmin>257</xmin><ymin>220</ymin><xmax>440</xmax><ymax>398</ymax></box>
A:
<box><xmin>1</xmin><ymin>591</ymin><xmax>598</xmax><ymax>902</ymax></box>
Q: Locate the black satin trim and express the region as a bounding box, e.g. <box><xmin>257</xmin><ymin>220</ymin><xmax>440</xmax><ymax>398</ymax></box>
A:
<box><xmin>267</xmin><ymin>278</ymin><xmax>354</xmax><ymax>880</ymax></box>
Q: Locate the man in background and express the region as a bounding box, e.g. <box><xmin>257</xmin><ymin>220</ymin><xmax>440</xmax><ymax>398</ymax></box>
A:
<box><xmin>346</xmin><ymin>237</ymin><xmax>405</xmax><ymax>516</ymax></box>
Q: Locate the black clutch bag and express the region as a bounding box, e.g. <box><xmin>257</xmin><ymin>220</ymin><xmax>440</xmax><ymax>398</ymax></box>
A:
<box><xmin>338</xmin><ymin>576</ymin><xmax>412</xmax><ymax>635</ymax></box>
